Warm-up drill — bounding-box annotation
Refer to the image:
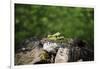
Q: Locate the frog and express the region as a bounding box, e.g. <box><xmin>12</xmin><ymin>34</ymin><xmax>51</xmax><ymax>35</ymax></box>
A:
<box><xmin>47</xmin><ymin>32</ymin><xmax>64</xmax><ymax>41</ymax></box>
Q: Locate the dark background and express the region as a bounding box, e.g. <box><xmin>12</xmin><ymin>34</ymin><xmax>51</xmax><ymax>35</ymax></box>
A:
<box><xmin>15</xmin><ymin>4</ymin><xmax>94</xmax><ymax>50</ymax></box>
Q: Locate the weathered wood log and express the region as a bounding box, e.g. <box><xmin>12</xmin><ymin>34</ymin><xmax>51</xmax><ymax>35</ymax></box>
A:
<box><xmin>15</xmin><ymin>38</ymin><xmax>94</xmax><ymax>65</ymax></box>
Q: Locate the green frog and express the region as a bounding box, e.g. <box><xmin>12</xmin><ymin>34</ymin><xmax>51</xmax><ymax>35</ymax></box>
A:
<box><xmin>47</xmin><ymin>32</ymin><xmax>64</xmax><ymax>41</ymax></box>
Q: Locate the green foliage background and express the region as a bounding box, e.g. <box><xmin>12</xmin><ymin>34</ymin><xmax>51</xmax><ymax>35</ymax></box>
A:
<box><xmin>15</xmin><ymin>4</ymin><xmax>94</xmax><ymax>50</ymax></box>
